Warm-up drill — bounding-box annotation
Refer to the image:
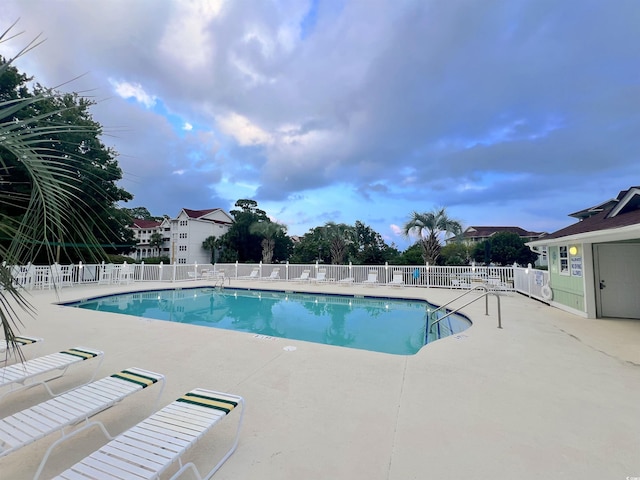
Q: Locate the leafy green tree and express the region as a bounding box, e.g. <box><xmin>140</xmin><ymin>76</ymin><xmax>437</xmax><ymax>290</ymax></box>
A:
<box><xmin>402</xmin><ymin>207</ymin><xmax>462</xmax><ymax>265</ymax></box>
<box><xmin>289</xmin><ymin>227</ymin><xmax>330</xmax><ymax>263</ymax></box>
<box><xmin>397</xmin><ymin>243</ymin><xmax>425</xmax><ymax>265</ymax></box>
<box><xmin>471</xmin><ymin>232</ymin><xmax>538</xmax><ymax>266</ymax></box>
<box><xmin>0</xmin><ymin>26</ymin><xmax>127</xmax><ymax>349</ymax></box>
<box><xmin>122</xmin><ymin>207</ymin><xmax>168</xmax><ymax>222</ymax></box>
<box><xmin>438</xmin><ymin>242</ymin><xmax>470</xmax><ymax>266</ymax></box>
<box><xmin>350</xmin><ymin>221</ymin><xmax>397</xmax><ymax>264</ymax></box>
<box><xmin>0</xmin><ymin>55</ymin><xmax>135</xmax><ymax>262</ymax></box>
<box><xmin>217</xmin><ymin>199</ymin><xmax>291</xmax><ymax>263</ymax></box>
<box><xmin>219</xmin><ymin>199</ymin><xmax>268</xmax><ymax>262</ymax></box>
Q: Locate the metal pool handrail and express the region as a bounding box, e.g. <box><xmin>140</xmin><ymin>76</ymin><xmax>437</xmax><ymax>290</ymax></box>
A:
<box><xmin>428</xmin><ymin>285</ymin><xmax>503</xmax><ymax>331</ymax></box>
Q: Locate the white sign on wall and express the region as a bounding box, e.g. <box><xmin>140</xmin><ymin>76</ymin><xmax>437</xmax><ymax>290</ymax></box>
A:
<box><xmin>570</xmin><ymin>256</ymin><xmax>583</xmax><ymax>277</ymax></box>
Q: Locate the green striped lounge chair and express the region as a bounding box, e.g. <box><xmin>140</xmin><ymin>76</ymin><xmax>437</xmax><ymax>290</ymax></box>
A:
<box><xmin>1</xmin><ymin>335</ymin><xmax>44</xmax><ymax>365</ymax></box>
<box><xmin>0</xmin><ymin>367</ymin><xmax>165</xmax><ymax>479</ymax></box>
<box><xmin>52</xmin><ymin>388</ymin><xmax>245</xmax><ymax>480</ymax></box>
<box><xmin>0</xmin><ymin>346</ymin><xmax>104</xmax><ymax>402</ymax></box>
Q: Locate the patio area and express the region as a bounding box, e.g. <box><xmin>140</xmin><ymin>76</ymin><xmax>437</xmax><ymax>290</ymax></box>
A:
<box><xmin>1</xmin><ymin>280</ymin><xmax>639</xmax><ymax>479</ymax></box>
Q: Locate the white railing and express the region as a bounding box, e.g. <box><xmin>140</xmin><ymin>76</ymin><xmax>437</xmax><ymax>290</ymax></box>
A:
<box><xmin>5</xmin><ymin>261</ymin><xmax>551</xmax><ymax>300</ymax></box>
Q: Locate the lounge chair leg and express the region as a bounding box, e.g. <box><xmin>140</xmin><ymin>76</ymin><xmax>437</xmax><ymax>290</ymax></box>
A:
<box><xmin>33</xmin><ymin>420</ymin><xmax>114</xmax><ymax>480</ymax></box>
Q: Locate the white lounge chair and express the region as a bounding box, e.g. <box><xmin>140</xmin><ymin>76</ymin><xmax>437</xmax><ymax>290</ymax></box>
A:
<box><xmin>119</xmin><ymin>262</ymin><xmax>133</xmax><ymax>284</ymax></box>
<box><xmin>294</xmin><ymin>269</ymin><xmax>311</xmax><ymax>282</ymax></box>
<box><xmin>315</xmin><ymin>269</ymin><xmax>327</xmax><ymax>283</ymax></box>
<box><xmin>338</xmin><ymin>277</ymin><xmax>354</xmax><ymax>286</ymax></box>
<box><xmin>362</xmin><ymin>270</ymin><xmax>378</xmax><ymax>286</ymax></box>
<box><xmin>50</xmin><ymin>263</ymin><xmax>73</xmax><ymax>288</ymax></box>
<box><xmin>98</xmin><ymin>264</ymin><xmax>114</xmax><ymax>285</ymax></box>
<box><xmin>0</xmin><ymin>346</ymin><xmax>104</xmax><ymax>402</ymax></box>
<box><xmin>239</xmin><ymin>268</ymin><xmax>259</xmax><ymax>280</ymax></box>
<box><xmin>389</xmin><ymin>271</ymin><xmax>404</xmax><ymax>287</ymax></box>
<box><xmin>51</xmin><ymin>387</ymin><xmax>244</xmax><ymax>480</ymax></box>
<box><xmin>0</xmin><ymin>367</ymin><xmax>165</xmax><ymax>478</ymax></box>
<box><xmin>11</xmin><ymin>264</ymin><xmax>34</xmax><ymax>289</ymax></box>
<box><xmin>264</xmin><ymin>267</ymin><xmax>280</xmax><ymax>280</ymax></box>
<box><xmin>1</xmin><ymin>335</ymin><xmax>43</xmax><ymax>366</ymax></box>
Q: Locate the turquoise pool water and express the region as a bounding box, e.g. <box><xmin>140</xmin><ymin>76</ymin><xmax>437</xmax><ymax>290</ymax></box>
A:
<box><xmin>66</xmin><ymin>287</ymin><xmax>471</xmax><ymax>355</ymax></box>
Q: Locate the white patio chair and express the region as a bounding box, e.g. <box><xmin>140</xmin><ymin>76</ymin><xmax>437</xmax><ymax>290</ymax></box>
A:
<box><xmin>50</xmin><ymin>388</ymin><xmax>244</xmax><ymax>480</ymax></box>
<box><xmin>239</xmin><ymin>268</ymin><xmax>259</xmax><ymax>280</ymax></box>
<box><xmin>315</xmin><ymin>269</ymin><xmax>327</xmax><ymax>282</ymax></box>
<box><xmin>0</xmin><ymin>368</ymin><xmax>165</xmax><ymax>479</ymax></box>
<box><xmin>389</xmin><ymin>271</ymin><xmax>404</xmax><ymax>287</ymax></box>
<box><xmin>51</xmin><ymin>263</ymin><xmax>73</xmax><ymax>288</ymax></box>
<box><xmin>1</xmin><ymin>335</ymin><xmax>43</xmax><ymax>366</ymax></box>
<box><xmin>119</xmin><ymin>262</ymin><xmax>133</xmax><ymax>284</ymax></box>
<box><xmin>0</xmin><ymin>346</ymin><xmax>104</xmax><ymax>402</ymax></box>
<box><xmin>294</xmin><ymin>269</ymin><xmax>311</xmax><ymax>282</ymax></box>
<box><xmin>98</xmin><ymin>264</ymin><xmax>114</xmax><ymax>284</ymax></box>
<box><xmin>264</xmin><ymin>267</ymin><xmax>280</xmax><ymax>280</ymax></box>
<box><xmin>362</xmin><ymin>270</ymin><xmax>378</xmax><ymax>286</ymax></box>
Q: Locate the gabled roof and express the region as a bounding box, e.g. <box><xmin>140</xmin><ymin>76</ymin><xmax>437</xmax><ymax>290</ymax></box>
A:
<box><xmin>463</xmin><ymin>226</ymin><xmax>544</xmax><ymax>238</ymax></box>
<box><xmin>179</xmin><ymin>208</ymin><xmax>234</xmax><ymax>224</ymax></box>
<box><xmin>182</xmin><ymin>208</ymin><xmax>218</xmax><ymax>219</ymax></box>
<box><xmin>131</xmin><ymin>219</ymin><xmax>162</xmax><ymax>229</ymax></box>
<box><xmin>530</xmin><ymin>187</ymin><xmax>640</xmax><ymax>244</ymax></box>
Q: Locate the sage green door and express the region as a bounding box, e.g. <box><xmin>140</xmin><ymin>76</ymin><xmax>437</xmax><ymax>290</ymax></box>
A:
<box><xmin>595</xmin><ymin>243</ymin><xmax>640</xmax><ymax>319</ymax></box>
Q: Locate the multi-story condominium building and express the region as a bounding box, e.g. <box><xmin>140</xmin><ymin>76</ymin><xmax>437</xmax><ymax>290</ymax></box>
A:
<box><xmin>129</xmin><ymin>208</ymin><xmax>233</xmax><ymax>264</ymax></box>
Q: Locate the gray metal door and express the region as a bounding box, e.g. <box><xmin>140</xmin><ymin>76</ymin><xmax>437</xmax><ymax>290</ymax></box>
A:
<box><xmin>595</xmin><ymin>243</ymin><xmax>640</xmax><ymax>319</ymax></box>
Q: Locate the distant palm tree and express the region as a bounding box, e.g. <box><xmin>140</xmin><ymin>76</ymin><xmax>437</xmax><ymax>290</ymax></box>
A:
<box><xmin>403</xmin><ymin>208</ymin><xmax>462</xmax><ymax>265</ymax></box>
<box><xmin>201</xmin><ymin>235</ymin><xmax>218</xmax><ymax>263</ymax></box>
<box><xmin>249</xmin><ymin>221</ymin><xmax>286</xmax><ymax>264</ymax></box>
<box><xmin>149</xmin><ymin>233</ymin><xmax>164</xmax><ymax>257</ymax></box>
<box><xmin>323</xmin><ymin>222</ymin><xmax>355</xmax><ymax>264</ymax></box>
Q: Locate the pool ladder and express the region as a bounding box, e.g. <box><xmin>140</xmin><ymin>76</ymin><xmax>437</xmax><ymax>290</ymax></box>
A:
<box><xmin>427</xmin><ymin>285</ymin><xmax>503</xmax><ymax>335</ymax></box>
<box><xmin>214</xmin><ymin>275</ymin><xmax>228</xmax><ymax>289</ymax></box>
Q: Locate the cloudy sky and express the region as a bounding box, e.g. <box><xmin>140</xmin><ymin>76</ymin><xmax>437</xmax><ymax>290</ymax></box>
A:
<box><xmin>2</xmin><ymin>0</ymin><xmax>638</xmax><ymax>249</ymax></box>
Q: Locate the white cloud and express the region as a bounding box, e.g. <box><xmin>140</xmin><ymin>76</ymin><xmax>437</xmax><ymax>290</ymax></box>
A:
<box><xmin>109</xmin><ymin>80</ymin><xmax>156</xmax><ymax>108</ymax></box>
<box><xmin>183</xmin><ymin>122</ymin><xmax>193</xmax><ymax>131</ymax></box>
<box><xmin>216</xmin><ymin>112</ymin><xmax>272</xmax><ymax>146</ymax></box>
<box><xmin>158</xmin><ymin>0</ymin><xmax>225</xmax><ymax>71</ymax></box>
<box><xmin>390</xmin><ymin>224</ymin><xmax>403</xmax><ymax>236</ymax></box>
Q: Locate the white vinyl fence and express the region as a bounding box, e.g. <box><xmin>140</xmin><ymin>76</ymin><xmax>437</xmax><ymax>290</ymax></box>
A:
<box><xmin>6</xmin><ymin>261</ymin><xmax>551</xmax><ymax>302</ymax></box>
<box><xmin>5</xmin><ymin>263</ymin><xmax>549</xmax><ymax>301</ymax></box>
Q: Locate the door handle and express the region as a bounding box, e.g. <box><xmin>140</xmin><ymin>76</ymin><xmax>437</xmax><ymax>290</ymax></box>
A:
<box><xmin>599</xmin><ymin>280</ymin><xmax>606</xmax><ymax>290</ymax></box>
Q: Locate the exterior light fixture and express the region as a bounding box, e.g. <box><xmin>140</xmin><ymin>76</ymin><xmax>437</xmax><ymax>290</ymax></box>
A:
<box><xmin>569</xmin><ymin>246</ymin><xmax>578</xmax><ymax>256</ymax></box>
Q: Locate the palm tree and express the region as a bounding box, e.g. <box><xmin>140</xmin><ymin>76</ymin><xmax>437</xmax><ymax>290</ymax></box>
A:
<box><xmin>0</xmin><ymin>25</ymin><xmax>111</xmax><ymax>354</ymax></box>
<box><xmin>149</xmin><ymin>233</ymin><xmax>164</xmax><ymax>257</ymax></box>
<box><xmin>249</xmin><ymin>221</ymin><xmax>286</xmax><ymax>264</ymax></box>
<box><xmin>402</xmin><ymin>207</ymin><xmax>462</xmax><ymax>265</ymax></box>
<box><xmin>201</xmin><ymin>235</ymin><xmax>218</xmax><ymax>263</ymax></box>
<box><xmin>322</xmin><ymin>222</ymin><xmax>355</xmax><ymax>264</ymax></box>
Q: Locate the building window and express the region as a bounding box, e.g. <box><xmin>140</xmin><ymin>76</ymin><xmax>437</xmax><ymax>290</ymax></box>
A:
<box><xmin>178</xmin><ymin>258</ymin><xmax>186</xmax><ymax>264</ymax></box>
<box><xmin>179</xmin><ymin>232</ymin><xmax>188</xmax><ymax>239</ymax></box>
<box><xmin>179</xmin><ymin>220</ymin><xmax>188</xmax><ymax>227</ymax></box>
<box><xmin>179</xmin><ymin>245</ymin><xmax>187</xmax><ymax>252</ymax></box>
<box><xmin>559</xmin><ymin>246</ymin><xmax>569</xmax><ymax>275</ymax></box>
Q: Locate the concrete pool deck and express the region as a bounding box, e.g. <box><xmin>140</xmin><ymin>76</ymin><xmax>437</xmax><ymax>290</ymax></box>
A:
<box><xmin>1</xmin><ymin>280</ymin><xmax>639</xmax><ymax>479</ymax></box>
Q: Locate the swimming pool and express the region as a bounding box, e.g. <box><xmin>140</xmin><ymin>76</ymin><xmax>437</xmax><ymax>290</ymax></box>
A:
<box><xmin>66</xmin><ymin>287</ymin><xmax>471</xmax><ymax>355</ymax></box>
